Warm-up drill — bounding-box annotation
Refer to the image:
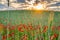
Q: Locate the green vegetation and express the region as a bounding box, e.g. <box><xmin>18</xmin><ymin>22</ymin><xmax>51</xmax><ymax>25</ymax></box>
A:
<box><xmin>0</xmin><ymin>10</ymin><xmax>60</xmax><ymax>40</ymax></box>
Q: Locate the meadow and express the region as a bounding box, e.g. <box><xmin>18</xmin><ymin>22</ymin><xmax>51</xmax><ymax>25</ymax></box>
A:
<box><xmin>0</xmin><ymin>10</ymin><xmax>60</xmax><ymax>40</ymax></box>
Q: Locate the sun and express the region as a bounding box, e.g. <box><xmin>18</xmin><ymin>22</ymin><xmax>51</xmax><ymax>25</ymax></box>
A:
<box><xmin>33</xmin><ymin>3</ymin><xmax>44</xmax><ymax>10</ymax></box>
<box><xmin>35</xmin><ymin>4</ymin><xmax>43</xmax><ymax>9</ymax></box>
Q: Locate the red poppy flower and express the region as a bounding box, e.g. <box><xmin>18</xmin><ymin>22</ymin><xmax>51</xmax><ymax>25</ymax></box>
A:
<box><xmin>5</xmin><ymin>26</ymin><xmax>11</xmax><ymax>31</ymax></box>
<box><xmin>17</xmin><ymin>24</ymin><xmax>23</xmax><ymax>27</ymax></box>
<box><xmin>28</xmin><ymin>24</ymin><xmax>33</xmax><ymax>30</ymax></box>
<box><xmin>11</xmin><ymin>32</ymin><xmax>14</xmax><ymax>36</ymax></box>
<box><xmin>35</xmin><ymin>25</ymin><xmax>41</xmax><ymax>30</ymax></box>
<box><xmin>8</xmin><ymin>34</ymin><xmax>12</xmax><ymax>38</ymax></box>
<box><xmin>50</xmin><ymin>33</ymin><xmax>58</xmax><ymax>40</ymax></box>
<box><xmin>24</xmin><ymin>34</ymin><xmax>28</xmax><ymax>38</ymax></box>
<box><xmin>42</xmin><ymin>26</ymin><xmax>48</xmax><ymax>33</ymax></box>
<box><xmin>22</xmin><ymin>34</ymin><xmax>28</xmax><ymax>40</ymax></box>
<box><xmin>6</xmin><ymin>24</ymin><xmax>11</xmax><ymax>30</ymax></box>
<box><xmin>7</xmin><ymin>32</ymin><xmax>14</xmax><ymax>38</ymax></box>
<box><xmin>35</xmin><ymin>37</ymin><xmax>39</xmax><ymax>40</ymax></box>
<box><xmin>18</xmin><ymin>27</ymin><xmax>24</xmax><ymax>32</ymax></box>
<box><xmin>11</xmin><ymin>26</ymin><xmax>15</xmax><ymax>30</ymax></box>
<box><xmin>17</xmin><ymin>24</ymin><xmax>24</xmax><ymax>32</ymax></box>
<box><xmin>54</xmin><ymin>33</ymin><xmax>58</xmax><ymax>38</ymax></box>
<box><xmin>23</xmin><ymin>24</ymin><xmax>27</xmax><ymax>29</ymax></box>
<box><xmin>51</xmin><ymin>26</ymin><xmax>56</xmax><ymax>31</ymax></box>
<box><xmin>28</xmin><ymin>23</ymin><xmax>33</xmax><ymax>30</ymax></box>
<box><xmin>37</xmin><ymin>25</ymin><xmax>40</xmax><ymax>29</ymax></box>
<box><xmin>23</xmin><ymin>24</ymin><xmax>28</xmax><ymax>31</ymax></box>
<box><xmin>57</xmin><ymin>26</ymin><xmax>60</xmax><ymax>31</ymax></box>
<box><xmin>2</xmin><ymin>35</ymin><xmax>7</xmax><ymax>40</ymax></box>
<box><xmin>35</xmin><ymin>38</ymin><xmax>38</xmax><ymax>40</ymax></box>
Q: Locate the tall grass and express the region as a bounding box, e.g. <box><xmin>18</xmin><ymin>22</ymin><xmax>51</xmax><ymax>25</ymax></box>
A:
<box><xmin>0</xmin><ymin>10</ymin><xmax>60</xmax><ymax>40</ymax></box>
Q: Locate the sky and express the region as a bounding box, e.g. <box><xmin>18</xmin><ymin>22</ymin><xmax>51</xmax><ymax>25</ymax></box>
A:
<box><xmin>0</xmin><ymin>0</ymin><xmax>60</xmax><ymax>10</ymax></box>
<box><xmin>0</xmin><ymin>0</ymin><xmax>60</xmax><ymax>6</ymax></box>
<box><xmin>17</xmin><ymin>0</ymin><xmax>25</xmax><ymax>3</ymax></box>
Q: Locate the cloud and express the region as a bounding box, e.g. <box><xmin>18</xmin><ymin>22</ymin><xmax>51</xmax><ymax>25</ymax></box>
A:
<box><xmin>17</xmin><ymin>0</ymin><xmax>25</xmax><ymax>3</ymax></box>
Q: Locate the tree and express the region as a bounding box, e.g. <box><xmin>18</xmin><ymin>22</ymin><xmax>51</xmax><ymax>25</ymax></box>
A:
<box><xmin>7</xmin><ymin>0</ymin><xmax>9</xmax><ymax>7</ymax></box>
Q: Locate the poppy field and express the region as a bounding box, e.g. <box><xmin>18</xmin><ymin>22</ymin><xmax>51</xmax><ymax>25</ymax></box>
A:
<box><xmin>0</xmin><ymin>10</ymin><xmax>60</xmax><ymax>40</ymax></box>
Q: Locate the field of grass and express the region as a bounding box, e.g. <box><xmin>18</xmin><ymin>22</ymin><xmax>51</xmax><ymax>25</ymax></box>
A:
<box><xmin>0</xmin><ymin>10</ymin><xmax>60</xmax><ymax>40</ymax></box>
